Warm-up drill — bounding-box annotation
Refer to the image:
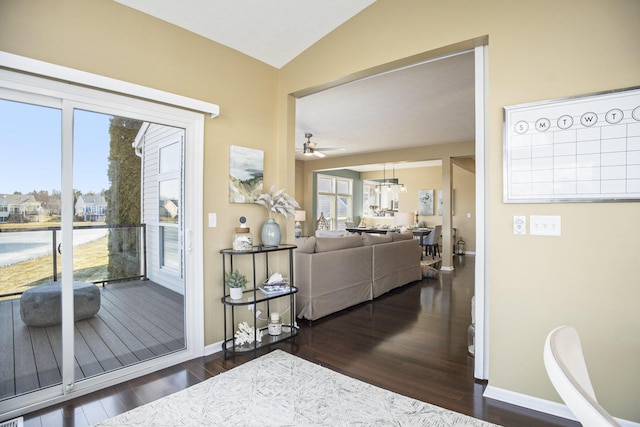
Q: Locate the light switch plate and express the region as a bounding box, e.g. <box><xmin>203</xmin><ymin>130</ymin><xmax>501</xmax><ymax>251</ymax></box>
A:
<box><xmin>208</xmin><ymin>213</ymin><xmax>217</xmax><ymax>228</ymax></box>
<box><xmin>513</xmin><ymin>216</ymin><xmax>526</xmax><ymax>235</ymax></box>
<box><xmin>530</xmin><ymin>215</ymin><xmax>561</xmax><ymax>236</ymax></box>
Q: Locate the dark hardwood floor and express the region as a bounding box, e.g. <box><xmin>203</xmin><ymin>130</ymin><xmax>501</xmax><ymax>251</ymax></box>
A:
<box><xmin>17</xmin><ymin>255</ymin><xmax>578</xmax><ymax>427</ymax></box>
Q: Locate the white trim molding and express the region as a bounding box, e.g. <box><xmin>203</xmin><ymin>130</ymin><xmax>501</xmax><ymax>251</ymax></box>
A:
<box><xmin>484</xmin><ymin>386</ymin><xmax>640</xmax><ymax>427</ymax></box>
<box><xmin>0</xmin><ymin>51</ymin><xmax>220</xmax><ymax>118</ymax></box>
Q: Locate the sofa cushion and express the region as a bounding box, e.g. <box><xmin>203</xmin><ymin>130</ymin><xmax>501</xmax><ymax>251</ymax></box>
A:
<box><xmin>314</xmin><ymin>235</ymin><xmax>364</xmax><ymax>253</ymax></box>
<box><xmin>297</xmin><ymin>236</ymin><xmax>317</xmax><ymax>253</ymax></box>
<box><xmin>390</xmin><ymin>231</ymin><xmax>414</xmax><ymax>241</ymax></box>
<box><xmin>361</xmin><ymin>233</ymin><xmax>393</xmax><ymax>246</ymax></box>
<box><xmin>315</xmin><ymin>230</ymin><xmax>348</xmax><ymax>238</ymax></box>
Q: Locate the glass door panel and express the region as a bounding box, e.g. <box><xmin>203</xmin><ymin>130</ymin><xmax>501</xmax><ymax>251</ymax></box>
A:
<box><xmin>72</xmin><ymin>110</ymin><xmax>186</xmax><ymax>382</ymax></box>
<box><xmin>0</xmin><ymin>98</ymin><xmax>62</xmax><ymax>400</ymax></box>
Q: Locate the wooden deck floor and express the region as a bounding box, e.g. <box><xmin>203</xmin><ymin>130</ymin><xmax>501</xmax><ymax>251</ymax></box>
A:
<box><xmin>0</xmin><ymin>280</ymin><xmax>184</xmax><ymax>401</ymax></box>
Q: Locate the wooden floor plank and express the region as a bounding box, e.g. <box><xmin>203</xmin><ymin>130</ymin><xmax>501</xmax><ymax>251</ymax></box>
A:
<box><xmin>90</xmin><ymin>305</ymin><xmax>156</xmax><ymax>361</ymax></box>
<box><xmin>29</xmin><ymin>326</ymin><xmax>61</xmax><ymax>389</ymax></box>
<box><xmin>12</xmin><ymin>302</ymin><xmax>39</xmax><ymax>395</ymax></box>
<box><xmin>101</xmin><ymin>284</ymin><xmax>184</xmax><ymax>342</ymax></box>
<box><xmin>73</xmin><ymin>326</ymin><xmax>107</xmax><ymax>379</ymax></box>
<box><xmin>85</xmin><ymin>316</ymin><xmax>139</xmax><ymax>367</ymax></box>
<box><xmin>98</xmin><ymin>296</ymin><xmax>173</xmax><ymax>354</ymax></box>
<box><xmin>119</xmin><ymin>284</ymin><xmax>185</xmax><ymax>332</ymax></box>
<box><xmin>112</xmin><ymin>282</ymin><xmax>184</xmax><ymax>327</ymax></box>
<box><xmin>44</xmin><ymin>325</ymin><xmax>83</xmax><ymax>380</ymax></box>
<box><xmin>75</xmin><ymin>321</ymin><xmax>122</xmax><ymax>373</ymax></box>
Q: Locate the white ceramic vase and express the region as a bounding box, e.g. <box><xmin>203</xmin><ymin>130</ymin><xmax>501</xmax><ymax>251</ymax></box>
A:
<box><xmin>261</xmin><ymin>218</ymin><xmax>281</xmax><ymax>246</ymax></box>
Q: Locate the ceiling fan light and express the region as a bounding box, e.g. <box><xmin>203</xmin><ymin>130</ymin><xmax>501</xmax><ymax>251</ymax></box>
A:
<box><xmin>303</xmin><ymin>143</ymin><xmax>314</xmax><ymax>156</ymax></box>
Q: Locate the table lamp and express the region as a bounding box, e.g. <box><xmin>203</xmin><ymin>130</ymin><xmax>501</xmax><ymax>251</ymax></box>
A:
<box><xmin>394</xmin><ymin>211</ymin><xmax>414</xmax><ymax>232</ymax></box>
<box><xmin>294</xmin><ymin>210</ymin><xmax>306</xmax><ymax>238</ymax></box>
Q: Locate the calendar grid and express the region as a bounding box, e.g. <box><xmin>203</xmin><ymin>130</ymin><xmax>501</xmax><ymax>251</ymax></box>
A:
<box><xmin>503</xmin><ymin>86</ymin><xmax>640</xmax><ymax>203</ymax></box>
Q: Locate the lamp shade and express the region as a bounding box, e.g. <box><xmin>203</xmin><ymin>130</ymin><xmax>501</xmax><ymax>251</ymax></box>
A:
<box><xmin>294</xmin><ymin>210</ymin><xmax>306</xmax><ymax>222</ymax></box>
<box><xmin>395</xmin><ymin>211</ymin><xmax>414</xmax><ymax>227</ymax></box>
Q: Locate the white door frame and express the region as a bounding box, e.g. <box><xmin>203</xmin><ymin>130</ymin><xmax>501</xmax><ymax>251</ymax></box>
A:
<box><xmin>474</xmin><ymin>44</ymin><xmax>489</xmax><ymax>380</ymax></box>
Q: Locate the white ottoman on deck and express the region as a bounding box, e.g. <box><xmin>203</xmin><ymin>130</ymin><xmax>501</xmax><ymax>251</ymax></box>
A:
<box><xmin>20</xmin><ymin>281</ymin><xmax>101</xmax><ymax>327</ymax></box>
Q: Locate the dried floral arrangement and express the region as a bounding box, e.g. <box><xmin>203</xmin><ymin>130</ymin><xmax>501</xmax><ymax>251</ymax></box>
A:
<box><xmin>255</xmin><ymin>185</ymin><xmax>300</xmax><ymax>219</ymax></box>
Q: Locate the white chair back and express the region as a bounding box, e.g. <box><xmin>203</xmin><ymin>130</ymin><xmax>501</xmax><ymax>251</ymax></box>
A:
<box><xmin>422</xmin><ymin>225</ymin><xmax>441</xmax><ymax>245</ymax></box>
<box><xmin>543</xmin><ymin>326</ymin><xmax>621</xmax><ymax>427</ymax></box>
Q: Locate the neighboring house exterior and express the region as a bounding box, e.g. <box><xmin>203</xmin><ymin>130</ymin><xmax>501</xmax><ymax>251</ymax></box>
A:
<box><xmin>75</xmin><ymin>194</ymin><xmax>107</xmax><ymax>222</ymax></box>
<box><xmin>0</xmin><ymin>197</ymin><xmax>8</xmax><ymax>223</ymax></box>
<box><xmin>134</xmin><ymin>122</ymin><xmax>185</xmax><ymax>294</ymax></box>
<box><xmin>0</xmin><ymin>194</ymin><xmax>42</xmax><ymax>222</ymax></box>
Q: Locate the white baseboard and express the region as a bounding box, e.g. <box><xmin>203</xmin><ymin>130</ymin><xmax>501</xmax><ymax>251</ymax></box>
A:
<box><xmin>484</xmin><ymin>385</ymin><xmax>640</xmax><ymax>427</ymax></box>
<box><xmin>204</xmin><ymin>341</ymin><xmax>223</xmax><ymax>356</ymax></box>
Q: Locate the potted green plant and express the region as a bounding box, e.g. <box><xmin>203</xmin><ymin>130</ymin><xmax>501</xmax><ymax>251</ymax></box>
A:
<box><xmin>255</xmin><ymin>185</ymin><xmax>300</xmax><ymax>246</ymax></box>
<box><xmin>225</xmin><ymin>269</ymin><xmax>248</xmax><ymax>300</ymax></box>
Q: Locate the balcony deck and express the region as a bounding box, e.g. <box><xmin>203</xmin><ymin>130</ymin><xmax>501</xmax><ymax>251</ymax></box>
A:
<box><xmin>0</xmin><ymin>280</ymin><xmax>184</xmax><ymax>401</ymax></box>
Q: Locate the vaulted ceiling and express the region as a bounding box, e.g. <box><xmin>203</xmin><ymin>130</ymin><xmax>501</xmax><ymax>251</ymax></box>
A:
<box><xmin>114</xmin><ymin>1</ymin><xmax>475</xmax><ymax>168</ymax></box>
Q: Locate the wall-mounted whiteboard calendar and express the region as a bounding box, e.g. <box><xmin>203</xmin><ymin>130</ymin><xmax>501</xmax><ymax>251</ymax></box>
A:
<box><xmin>503</xmin><ymin>86</ymin><xmax>640</xmax><ymax>203</ymax></box>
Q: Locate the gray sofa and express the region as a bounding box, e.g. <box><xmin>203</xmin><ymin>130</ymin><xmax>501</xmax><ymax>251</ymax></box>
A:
<box><xmin>295</xmin><ymin>232</ymin><xmax>422</xmax><ymax>321</ymax></box>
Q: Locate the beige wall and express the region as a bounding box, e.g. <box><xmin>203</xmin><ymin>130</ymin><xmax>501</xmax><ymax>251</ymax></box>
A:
<box><xmin>279</xmin><ymin>0</ymin><xmax>640</xmax><ymax>422</ymax></box>
<box><xmin>3</xmin><ymin>0</ymin><xmax>639</xmax><ymax>421</ymax></box>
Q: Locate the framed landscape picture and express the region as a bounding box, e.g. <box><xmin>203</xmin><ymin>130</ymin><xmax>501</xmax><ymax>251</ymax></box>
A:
<box><xmin>229</xmin><ymin>145</ymin><xmax>263</xmax><ymax>203</ymax></box>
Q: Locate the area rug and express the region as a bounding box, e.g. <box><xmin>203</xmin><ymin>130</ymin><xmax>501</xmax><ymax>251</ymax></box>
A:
<box><xmin>96</xmin><ymin>350</ymin><xmax>500</xmax><ymax>426</ymax></box>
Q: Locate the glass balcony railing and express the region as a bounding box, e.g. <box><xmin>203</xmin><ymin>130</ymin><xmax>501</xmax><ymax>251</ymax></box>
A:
<box><xmin>0</xmin><ymin>224</ymin><xmax>146</xmax><ymax>299</ymax></box>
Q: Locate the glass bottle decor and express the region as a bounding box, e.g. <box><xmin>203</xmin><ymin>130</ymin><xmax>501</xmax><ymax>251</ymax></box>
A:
<box><xmin>268</xmin><ymin>312</ymin><xmax>282</xmax><ymax>336</ymax></box>
<box><xmin>232</xmin><ymin>227</ymin><xmax>253</xmax><ymax>251</ymax></box>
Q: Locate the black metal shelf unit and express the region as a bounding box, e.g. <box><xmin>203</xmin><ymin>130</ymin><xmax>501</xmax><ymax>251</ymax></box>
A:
<box><xmin>220</xmin><ymin>244</ymin><xmax>298</xmax><ymax>358</ymax></box>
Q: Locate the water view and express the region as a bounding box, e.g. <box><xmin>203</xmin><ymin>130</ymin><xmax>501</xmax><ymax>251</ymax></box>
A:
<box><xmin>0</xmin><ymin>228</ymin><xmax>107</xmax><ymax>267</ymax></box>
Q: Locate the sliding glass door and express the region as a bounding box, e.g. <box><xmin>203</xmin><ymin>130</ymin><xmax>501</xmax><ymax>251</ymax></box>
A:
<box><xmin>0</xmin><ymin>97</ymin><xmax>63</xmax><ymax>400</ymax></box>
<box><xmin>0</xmin><ymin>69</ymin><xmax>198</xmax><ymax>416</ymax></box>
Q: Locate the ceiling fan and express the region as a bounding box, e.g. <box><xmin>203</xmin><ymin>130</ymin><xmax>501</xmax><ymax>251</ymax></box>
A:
<box><xmin>302</xmin><ymin>133</ymin><xmax>326</xmax><ymax>158</ymax></box>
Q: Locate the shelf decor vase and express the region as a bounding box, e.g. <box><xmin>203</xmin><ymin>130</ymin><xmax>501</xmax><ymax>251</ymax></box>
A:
<box><xmin>261</xmin><ymin>218</ymin><xmax>281</xmax><ymax>246</ymax></box>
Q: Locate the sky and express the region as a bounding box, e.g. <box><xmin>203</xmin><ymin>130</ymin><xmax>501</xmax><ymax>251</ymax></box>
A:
<box><xmin>0</xmin><ymin>99</ymin><xmax>111</xmax><ymax>195</ymax></box>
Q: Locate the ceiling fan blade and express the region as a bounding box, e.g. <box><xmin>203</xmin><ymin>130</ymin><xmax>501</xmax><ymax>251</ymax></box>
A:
<box><xmin>314</xmin><ymin>151</ymin><xmax>326</xmax><ymax>158</ymax></box>
<box><xmin>315</xmin><ymin>147</ymin><xmax>344</xmax><ymax>153</ymax></box>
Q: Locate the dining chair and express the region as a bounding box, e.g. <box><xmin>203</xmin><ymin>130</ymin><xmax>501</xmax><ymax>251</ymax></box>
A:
<box><xmin>420</xmin><ymin>224</ymin><xmax>441</xmax><ymax>259</ymax></box>
<box><xmin>543</xmin><ymin>325</ymin><xmax>621</xmax><ymax>427</ymax></box>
